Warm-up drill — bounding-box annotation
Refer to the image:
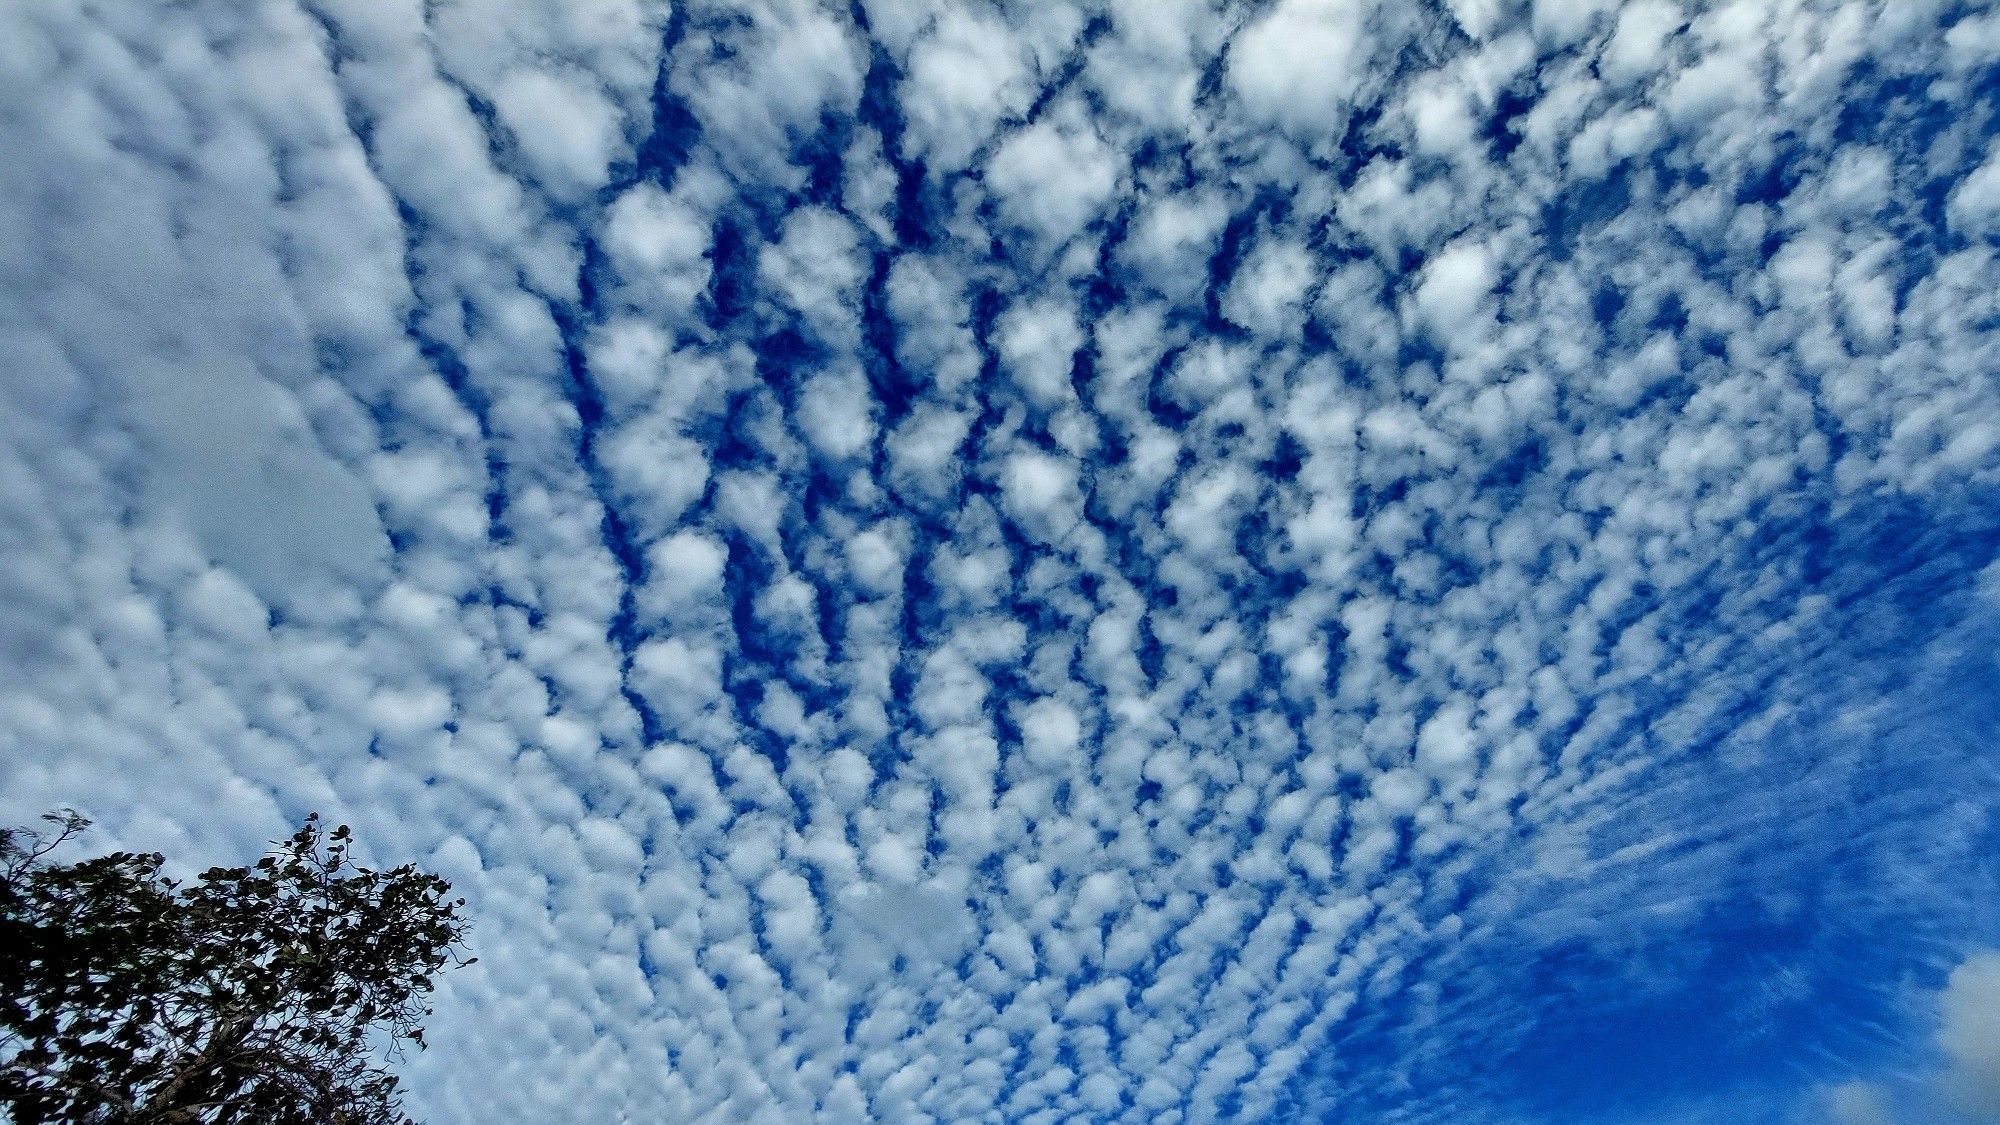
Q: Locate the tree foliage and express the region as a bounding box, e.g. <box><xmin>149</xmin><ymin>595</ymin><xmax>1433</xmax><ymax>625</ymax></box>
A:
<box><xmin>0</xmin><ymin>811</ymin><xmax>471</xmax><ymax>1124</ymax></box>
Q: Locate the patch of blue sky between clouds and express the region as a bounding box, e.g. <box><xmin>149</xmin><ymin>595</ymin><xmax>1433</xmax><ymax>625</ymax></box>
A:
<box><xmin>1</xmin><ymin>1</ymin><xmax>1998</xmax><ymax>1122</ymax></box>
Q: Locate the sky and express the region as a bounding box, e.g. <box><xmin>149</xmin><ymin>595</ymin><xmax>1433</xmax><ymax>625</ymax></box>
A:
<box><xmin>2</xmin><ymin>0</ymin><xmax>1999</xmax><ymax>1121</ymax></box>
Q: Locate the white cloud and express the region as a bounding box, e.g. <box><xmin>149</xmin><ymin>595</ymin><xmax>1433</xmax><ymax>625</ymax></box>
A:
<box><xmin>794</xmin><ymin>367</ymin><xmax>877</xmax><ymax>461</ymax></box>
<box><xmin>4</xmin><ymin>3</ymin><xmax>1999</xmax><ymax>1122</ymax></box>
<box><xmin>999</xmin><ymin>448</ymin><xmax>1082</xmax><ymax>542</ymax></box>
<box><xmin>1123</xmin><ymin>190</ymin><xmax>1231</xmax><ymax>302</ymax></box>
<box><xmin>1949</xmin><ymin>140</ymin><xmax>2000</xmax><ymax>238</ymax></box>
<box><xmin>490</xmin><ymin>68</ymin><xmax>625</xmax><ymax>198</ymax></box>
<box><xmin>997</xmin><ymin>296</ymin><xmax>1083</xmax><ymax>407</ymax></box>
<box><xmin>673</xmin><ymin>0</ymin><xmax>865</xmax><ymax>189</ymax></box>
<box><xmin>1223</xmin><ymin>237</ymin><xmax>1318</xmax><ymax>337</ymax></box>
<box><xmin>1821</xmin><ymin>1081</ymin><xmax>1896</xmax><ymax>1125</ymax></box>
<box><xmin>1413</xmin><ymin>237</ymin><xmax>1498</xmax><ymax>351</ymax></box>
<box><xmin>1939</xmin><ymin>951</ymin><xmax>2000</xmax><ymax>1121</ymax></box>
<box><xmin>1599</xmin><ymin>0</ymin><xmax>1684</xmax><ymax>85</ymax></box>
<box><xmin>896</xmin><ymin>6</ymin><xmax>1034</xmax><ymax>173</ymax></box>
<box><xmin>984</xmin><ymin>108</ymin><xmax>1123</xmax><ymax>256</ymax></box>
<box><xmin>639</xmin><ymin>530</ymin><xmax>727</xmax><ymax>626</ymax></box>
<box><xmin>1228</xmin><ymin>0</ymin><xmax>1373</xmax><ymax>141</ymax></box>
<box><xmin>600</xmin><ymin>182</ymin><xmax>713</xmax><ymax>310</ymax></box>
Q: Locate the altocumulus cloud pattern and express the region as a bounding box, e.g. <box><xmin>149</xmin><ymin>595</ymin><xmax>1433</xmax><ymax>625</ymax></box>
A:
<box><xmin>4</xmin><ymin>1</ymin><xmax>2000</xmax><ymax>1121</ymax></box>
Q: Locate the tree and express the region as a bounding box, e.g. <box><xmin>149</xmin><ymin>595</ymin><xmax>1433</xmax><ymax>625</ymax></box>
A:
<box><xmin>1</xmin><ymin>811</ymin><xmax>471</xmax><ymax>1124</ymax></box>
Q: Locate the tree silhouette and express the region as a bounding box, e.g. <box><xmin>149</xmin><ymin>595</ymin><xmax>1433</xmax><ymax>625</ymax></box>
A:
<box><xmin>1</xmin><ymin>811</ymin><xmax>471</xmax><ymax>1123</ymax></box>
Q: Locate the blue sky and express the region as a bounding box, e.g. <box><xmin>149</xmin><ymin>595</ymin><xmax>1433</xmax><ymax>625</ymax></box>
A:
<box><xmin>2</xmin><ymin>1</ymin><xmax>1999</xmax><ymax>1121</ymax></box>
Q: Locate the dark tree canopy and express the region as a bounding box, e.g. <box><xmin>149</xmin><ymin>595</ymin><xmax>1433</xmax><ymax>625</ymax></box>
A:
<box><xmin>0</xmin><ymin>812</ymin><xmax>471</xmax><ymax>1124</ymax></box>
